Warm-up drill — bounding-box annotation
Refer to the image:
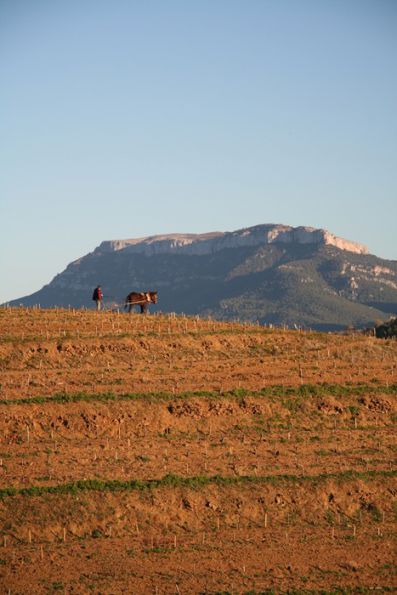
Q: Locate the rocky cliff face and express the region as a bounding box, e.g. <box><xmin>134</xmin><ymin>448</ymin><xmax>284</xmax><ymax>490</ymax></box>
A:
<box><xmin>95</xmin><ymin>224</ymin><xmax>368</xmax><ymax>257</ymax></box>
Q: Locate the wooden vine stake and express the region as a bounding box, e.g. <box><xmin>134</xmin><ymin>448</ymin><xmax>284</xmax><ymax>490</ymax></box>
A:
<box><xmin>264</xmin><ymin>512</ymin><xmax>268</xmax><ymax>528</ymax></box>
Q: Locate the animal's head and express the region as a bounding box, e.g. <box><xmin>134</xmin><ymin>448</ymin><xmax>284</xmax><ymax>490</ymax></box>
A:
<box><xmin>150</xmin><ymin>291</ymin><xmax>158</xmax><ymax>304</ymax></box>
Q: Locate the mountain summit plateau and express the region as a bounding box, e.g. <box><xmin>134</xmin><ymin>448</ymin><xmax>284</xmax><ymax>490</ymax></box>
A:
<box><xmin>96</xmin><ymin>224</ymin><xmax>368</xmax><ymax>256</ymax></box>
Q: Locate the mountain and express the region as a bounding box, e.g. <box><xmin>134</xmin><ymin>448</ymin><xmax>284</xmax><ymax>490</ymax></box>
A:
<box><xmin>8</xmin><ymin>224</ymin><xmax>397</xmax><ymax>330</ymax></box>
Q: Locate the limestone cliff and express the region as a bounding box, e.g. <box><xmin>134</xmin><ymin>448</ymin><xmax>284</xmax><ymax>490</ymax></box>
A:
<box><xmin>94</xmin><ymin>224</ymin><xmax>368</xmax><ymax>257</ymax></box>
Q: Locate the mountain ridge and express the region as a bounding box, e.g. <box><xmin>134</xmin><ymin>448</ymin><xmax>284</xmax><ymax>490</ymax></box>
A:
<box><xmin>7</xmin><ymin>224</ymin><xmax>397</xmax><ymax>330</ymax></box>
<box><xmin>94</xmin><ymin>224</ymin><xmax>368</xmax><ymax>257</ymax></box>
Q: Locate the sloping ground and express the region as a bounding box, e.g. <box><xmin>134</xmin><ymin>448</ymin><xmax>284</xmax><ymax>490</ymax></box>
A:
<box><xmin>0</xmin><ymin>308</ymin><xmax>396</xmax><ymax>594</ymax></box>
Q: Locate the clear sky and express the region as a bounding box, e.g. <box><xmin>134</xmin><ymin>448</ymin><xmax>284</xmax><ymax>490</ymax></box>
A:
<box><xmin>1</xmin><ymin>0</ymin><xmax>396</xmax><ymax>304</ymax></box>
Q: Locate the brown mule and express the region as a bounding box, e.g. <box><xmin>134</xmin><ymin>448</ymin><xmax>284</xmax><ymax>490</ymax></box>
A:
<box><xmin>125</xmin><ymin>291</ymin><xmax>158</xmax><ymax>314</ymax></box>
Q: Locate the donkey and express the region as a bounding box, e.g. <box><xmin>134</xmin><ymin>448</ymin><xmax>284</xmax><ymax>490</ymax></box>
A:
<box><xmin>125</xmin><ymin>291</ymin><xmax>158</xmax><ymax>314</ymax></box>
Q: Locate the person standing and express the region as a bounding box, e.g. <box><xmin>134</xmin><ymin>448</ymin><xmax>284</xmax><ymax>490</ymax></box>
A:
<box><xmin>92</xmin><ymin>285</ymin><xmax>103</xmax><ymax>310</ymax></box>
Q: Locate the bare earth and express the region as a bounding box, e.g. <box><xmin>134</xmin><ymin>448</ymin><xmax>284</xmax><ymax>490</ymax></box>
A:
<box><xmin>0</xmin><ymin>308</ymin><xmax>396</xmax><ymax>594</ymax></box>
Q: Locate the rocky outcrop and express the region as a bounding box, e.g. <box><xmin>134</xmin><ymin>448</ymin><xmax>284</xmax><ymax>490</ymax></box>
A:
<box><xmin>95</xmin><ymin>224</ymin><xmax>368</xmax><ymax>257</ymax></box>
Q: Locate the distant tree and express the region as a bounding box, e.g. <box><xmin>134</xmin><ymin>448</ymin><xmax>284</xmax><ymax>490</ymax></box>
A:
<box><xmin>375</xmin><ymin>317</ymin><xmax>397</xmax><ymax>338</ymax></box>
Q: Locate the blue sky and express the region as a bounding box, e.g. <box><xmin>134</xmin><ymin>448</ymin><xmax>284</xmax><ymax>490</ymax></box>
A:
<box><xmin>1</xmin><ymin>0</ymin><xmax>396</xmax><ymax>303</ymax></box>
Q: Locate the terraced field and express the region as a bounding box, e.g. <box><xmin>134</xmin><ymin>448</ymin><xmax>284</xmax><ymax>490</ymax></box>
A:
<box><xmin>0</xmin><ymin>307</ymin><xmax>396</xmax><ymax>593</ymax></box>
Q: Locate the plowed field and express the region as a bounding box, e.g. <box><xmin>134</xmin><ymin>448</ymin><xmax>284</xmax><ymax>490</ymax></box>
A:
<box><xmin>0</xmin><ymin>307</ymin><xmax>396</xmax><ymax>594</ymax></box>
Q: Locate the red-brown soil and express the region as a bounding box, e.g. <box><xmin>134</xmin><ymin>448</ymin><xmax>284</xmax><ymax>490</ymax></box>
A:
<box><xmin>0</xmin><ymin>308</ymin><xmax>396</xmax><ymax>594</ymax></box>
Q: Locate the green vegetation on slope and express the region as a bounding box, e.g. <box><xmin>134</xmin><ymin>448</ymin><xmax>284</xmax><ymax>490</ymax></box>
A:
<box><xmin>1</xmin><ymin>382</ymin><xmax>397</xmax><ymax>406</ymax></box>
<box><xmin>0</xmin><ymin>469</ymin><xmax>395</xmax><ymax>499</ymax></box>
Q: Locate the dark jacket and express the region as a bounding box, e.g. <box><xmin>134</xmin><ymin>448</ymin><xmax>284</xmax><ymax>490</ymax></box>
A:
<box><xmin>92</xmin><ymin>287</ymin><xmax>102</xmax><ymax>301</ymax></box>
